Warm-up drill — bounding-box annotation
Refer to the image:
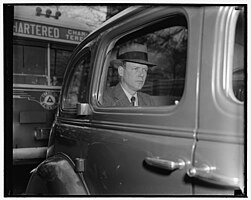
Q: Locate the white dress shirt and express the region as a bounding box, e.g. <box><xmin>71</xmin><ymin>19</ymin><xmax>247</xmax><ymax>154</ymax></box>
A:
<box><xmin>120</xmin><ymin>84</ymin><xmax>138</xmax><ymax>106</ymax></box>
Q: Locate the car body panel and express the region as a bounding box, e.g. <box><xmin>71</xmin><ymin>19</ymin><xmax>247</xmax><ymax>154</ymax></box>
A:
<box><xmin>85</xmin><ymin>129</ymin><xmax>193</xmax><ymax>194</ymax></box>
<box><xmin>190</xmin><ymin>7</ymin><xmax>245</xmax><ymax>194</ymax></box>
<box><xmin>52</xmin><ymin>6</ymin><xmax>205</xmax><ymax>194</ymax></box>
<box><xmin>25</xmin><ymin>5</ymin><xmax>245</xmax><ymax>196</ymax></box>
<box><xmin>54</xmin><ymin>118</ymin><xmax>195</xmax><ymax>194</ymax></box>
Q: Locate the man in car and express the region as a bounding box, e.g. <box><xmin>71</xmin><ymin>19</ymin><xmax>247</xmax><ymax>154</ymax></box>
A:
<box><xmin>103</xmin><ymin>43</ymin><xmax>156</xmax><ymax>107</ymax></box>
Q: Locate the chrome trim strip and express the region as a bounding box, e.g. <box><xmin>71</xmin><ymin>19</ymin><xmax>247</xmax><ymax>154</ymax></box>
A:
<box><xmin>13</xmin><ymin>84</ymin><xmax>61</xmax><ymax>90</ymax></box>
<box><xmin>196</xmin><ymin>130</ymin><xmax>244</xmax><ymax>144</ymax></box>
<box><xmin>55</xmin><ymin>118</ymin><xmax>242</xmax><ymax>144</ymax></box>
<box><xmin>191</xmin><ymin>7</ymin><xmax>204</xmax><ymax>167</ymax></box>
<box><xmin>13</xmin><ymin>147</ymin><xmax>47</xmax><ymax>160</ymax></box>
<box><xmin>56</xmin><ymin>118</ymin><xmax>197</xmax><ymax>140</ymax></box>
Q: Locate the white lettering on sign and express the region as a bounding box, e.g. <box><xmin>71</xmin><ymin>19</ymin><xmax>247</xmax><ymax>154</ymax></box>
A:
<box><xmin>66</xmin><ymin>34</ymin><xmax>85</xmax><ymax>42</ymax></box>
<box><xmin>42</xmin><ymin>26</ymin><xmax>47</xmax><ymax>36</ymax></box>
<box><xmin>30</xmin><ymin>24</ymin><xmax>35</xmax><ymax>34</ymax></box>
<box><xmin>66</xmin><ymin>29</ymin><xmax>87</xmax><ymax>42</ymax></box>
<box><xmin>67</xmin><ymin>29</ymin><xmax>87</xmax><ymax>36</ymax></box>
<box><xmin>36</xmin><ymin>25</ymin><xmax>41</xmax><ymax>36</ymax></box>
<box><xmin>13</xmin><ymin>20</ymin><xmax>88</xmax><ymax>42</ymax></box>
<box><xmin>14</xmin><ymin>21</ymin><xmax>60</xmax><ymax>39</ymax></box>
<box><xmin>24</xmin><ymin>23</ymin><xmax>29</xmax><ymax>33</ymax></box>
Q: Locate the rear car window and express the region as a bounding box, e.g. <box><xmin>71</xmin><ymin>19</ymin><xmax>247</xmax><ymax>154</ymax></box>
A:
<box><xmin>62</xmin><ymin>50</ymin><xmax>91</xmax><ymax>109</ymax></box>
<box><xmin>232</xmin><ymin>10</ymin><xmax>244</xmax><ymax>102</ymax></box>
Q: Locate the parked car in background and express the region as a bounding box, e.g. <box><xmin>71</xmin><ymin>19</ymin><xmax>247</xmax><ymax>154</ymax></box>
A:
<box><xmin>25</xmin><ymin>5</ymin><xmax>245</xmax><ymax>196</ymax></box>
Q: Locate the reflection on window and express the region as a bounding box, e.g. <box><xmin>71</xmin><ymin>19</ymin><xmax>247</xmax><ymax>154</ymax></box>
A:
<box><xmin>141</xmin><ymin>26</ymin><xmax>187</xmax><ymax>105</ymax></box>
<box><xmin>104</xmin><ymin>15</ymin><xmax>187</xmax><ymax>106</ymax></box>
<box><xmin>13</xmin><ymin>44</ymin><xmax>47</xmax><ymax>85</ymax></box>
<box><xmin>232</xmin><ymin>11</ymin><xmax>245</xmax><ymax>102</ymax></box>
<box><xmin>63</xmin><ymin>51</ymin><xmax>91</xmax><ymax>109</ymax></box>
<box><xmin>50</xmin><ymin>49</ymin><xmax>72</xmax><ymax>86</ymax></box>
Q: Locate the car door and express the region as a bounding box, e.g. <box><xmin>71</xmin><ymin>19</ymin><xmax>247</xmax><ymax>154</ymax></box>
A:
<box><xmin>51</xmin><ymin>45</ymin><xmax>94</xmax><ymax>162</ymax></box>
<box><xmin>189</xmin><ymin>7</ymin><xmax>245</xmax><ymax>195</ymax></box>
<box><xmin>81</xmin><ymin>6</ymin><xmax>204</xmax><ymax>195</ymax></box>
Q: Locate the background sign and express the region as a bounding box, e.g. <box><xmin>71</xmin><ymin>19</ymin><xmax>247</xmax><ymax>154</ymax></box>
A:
<box><xmin>13</xmin><ymin>19</ymin><xmax>89</xmax><ymax>43</ymax></box>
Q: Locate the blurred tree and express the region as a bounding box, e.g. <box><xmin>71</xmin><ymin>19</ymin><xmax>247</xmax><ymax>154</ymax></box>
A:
<box><xmin>133</xmin><ymin>26</ymin><xmax>188</xmax><ymax>79</ymax></box>
<box><xmin>106</xmin><ymin>5</ymin><xmax>130</xmax><ymax>20</ymax></box>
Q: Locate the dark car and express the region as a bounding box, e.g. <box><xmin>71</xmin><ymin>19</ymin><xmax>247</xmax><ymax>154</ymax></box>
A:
<box><xmin>25</xmin><ymin>5</ymin><xmax>245</xmax><ymax>196</ymax></box>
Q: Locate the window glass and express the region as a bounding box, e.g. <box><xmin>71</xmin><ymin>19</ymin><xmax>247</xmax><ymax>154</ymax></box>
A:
<box><xmin>50</xmin><ymin>48</ymin><xmax>72</xmax><ymax>86</ymax></box>
<box><xmin>102</xmin><ymin>14</ymin><xmax>187</xmax><ymax>107</ymax></box>
<box><xmin>62</xmin><ymin>50</ymin><xmax>91</xmax><ymax>109</ymax></box>
<box><xmin>13</xmin><ymin>44</ymin><xmax>47</xmax><ymax>85</ymax></box>
<box><xmin>232</xmin><ymin>11</ymin><xmax>244</xmax><ymax>101</ymax></box>
<box><xmin>13</xmin><ymin>45</ymin><xmax>23</xmax><ymax>73</ymax></box>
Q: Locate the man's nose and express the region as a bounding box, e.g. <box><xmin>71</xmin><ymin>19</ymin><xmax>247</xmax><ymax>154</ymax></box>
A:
<box><xmin>138</xmin><ymin>69</ymin><xmax>145</xmax><ymax>77</ymax></box>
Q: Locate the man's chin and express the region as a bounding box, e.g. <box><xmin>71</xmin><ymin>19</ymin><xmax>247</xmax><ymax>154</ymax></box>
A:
<box><xmin>135</xmin><ymin>86</ymin><xmax>143</xmax><ymax>91</ymax></box>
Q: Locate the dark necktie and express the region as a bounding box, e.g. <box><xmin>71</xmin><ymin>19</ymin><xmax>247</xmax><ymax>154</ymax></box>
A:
<box><xmin>131</xmin><ymin>96</ymin><xmax>136</xmax><ymax>106</ymax></box>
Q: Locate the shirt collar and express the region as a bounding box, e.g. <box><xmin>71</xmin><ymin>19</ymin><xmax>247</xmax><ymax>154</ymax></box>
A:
<box><xmin>120</xmin><ymin>83</ymin><xmax>138</xmax><ymax>106</ymax></box>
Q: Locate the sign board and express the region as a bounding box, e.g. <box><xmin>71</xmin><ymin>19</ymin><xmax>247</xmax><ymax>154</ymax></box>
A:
<box><xmin>13</xmin><ymin>19</ymin><xmax>89</xmax><ymax>43</ymax></box>
<box><xmin>40</xmin><ymin>91</ymin><xmax>59</xmax><ymax>110</ymax></box>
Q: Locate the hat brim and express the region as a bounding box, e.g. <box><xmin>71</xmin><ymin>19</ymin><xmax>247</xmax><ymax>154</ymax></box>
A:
<box><xmin>111</xmin><ymin>59</ymin><xmax>155</xmax><ymax>68</ymax></box>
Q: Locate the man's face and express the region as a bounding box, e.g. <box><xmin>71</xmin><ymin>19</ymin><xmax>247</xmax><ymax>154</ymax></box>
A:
<box><xmin>119</xmin><ymin>62</ymin><xmax>148</xmax><ymax>94</ymax></box>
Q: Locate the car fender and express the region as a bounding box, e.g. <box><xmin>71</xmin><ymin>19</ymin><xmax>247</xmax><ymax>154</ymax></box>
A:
<box><xmin>25</xmin><ymin>152</ymin><xmax>89</xmax><ymax>195</ymax></box>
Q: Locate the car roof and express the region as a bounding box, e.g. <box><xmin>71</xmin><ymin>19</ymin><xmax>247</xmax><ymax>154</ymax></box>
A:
<box><xmin>73</xmin><ymin>6</ymin><xmax>149</xmax><ymax>51</ymax></box>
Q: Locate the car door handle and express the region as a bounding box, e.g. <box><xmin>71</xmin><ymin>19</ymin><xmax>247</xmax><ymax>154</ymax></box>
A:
<box><xmin>187</xmin><ymin>164</ymin><xmax>240</xmax><ymax>188</ymax></box>
<box><xmin>144</xmin><ymin>157</ymin><xmax>186</xmax><ymax>171</ymax></box>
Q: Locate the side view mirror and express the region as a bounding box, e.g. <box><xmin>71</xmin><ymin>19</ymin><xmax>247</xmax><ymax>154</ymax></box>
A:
<box><xmin>77</xmin><ymin>103</ymin><xmax>92</xmax><ymax>116</ymax></box>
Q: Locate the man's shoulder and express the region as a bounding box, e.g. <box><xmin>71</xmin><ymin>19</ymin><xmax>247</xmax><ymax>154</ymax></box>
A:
<box><xmin>102</xmin><ymin>84</ymin><xmax>125</xmax><ymax>106</ymax></box>
<box><xmin>104</xmin><ymin>84</ymin><xmax>122</xmax><ymax>97</ymax></box>
<box><xmin>138</xmin><ymin>91</ymin><xmax>156</xmax><ymax>106</ymax></box>
<box><xmin>103</xmin><ymin>86</ymin><xmax>116</xmax><ymax>101</ymax></box>
<box><xmin>138</xmin><ymin>91</ymin><xmax>151</xmax><ymax>98</ymax></box>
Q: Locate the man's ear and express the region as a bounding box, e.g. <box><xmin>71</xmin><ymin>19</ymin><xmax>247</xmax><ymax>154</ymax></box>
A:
<box><xmin>118</xmin><ymin>65</ymin><xmax>124</xmax><ymax>77</ymax></box>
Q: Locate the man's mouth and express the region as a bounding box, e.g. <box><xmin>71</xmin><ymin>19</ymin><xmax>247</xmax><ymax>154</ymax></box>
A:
<box><xmin>136</xmin><ymin>80</ymin><xmax>144</xmax><ymax>83</ymax></box>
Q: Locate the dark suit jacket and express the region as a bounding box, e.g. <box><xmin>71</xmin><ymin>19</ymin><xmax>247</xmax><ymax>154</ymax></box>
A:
<box><xmin>103</xmin><ymin>84</ymin><xmax>156</xmax><ymax>107</ymax></box>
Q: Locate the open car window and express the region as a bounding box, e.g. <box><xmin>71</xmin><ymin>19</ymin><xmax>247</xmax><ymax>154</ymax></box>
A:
<box><xmin>99</xmin><ymin>14</ymin><xmax>188</xmax><ymax>107</ymax></box>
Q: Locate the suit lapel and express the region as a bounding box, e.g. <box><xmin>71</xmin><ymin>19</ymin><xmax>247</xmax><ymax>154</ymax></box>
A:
<box><xmin>138</xmin><ymin>93</ymin><xmax>147</xmax><ymax>106</ymax></box>
<box><xmin>113</xmin><ymin>84</ymin><xmax>131</xmax><ymax>106</ymax></box>
<box><xmin>111</xmin><ymin>84</ymin><xmax>150</xmax><ymax>107</ymax></box>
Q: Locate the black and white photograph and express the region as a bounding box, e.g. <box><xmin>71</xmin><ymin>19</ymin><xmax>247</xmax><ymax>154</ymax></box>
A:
<box><xmin>3</xmin><ymin>2</ymin><xmax>247</xmax><ymax>197</ymax></box>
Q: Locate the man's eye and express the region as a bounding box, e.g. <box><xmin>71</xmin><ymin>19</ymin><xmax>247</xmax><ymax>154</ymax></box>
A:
<box><xmin>131</xmin><ymin>67</ymin><xmax>148</xmax><ymax>72</ymax></box>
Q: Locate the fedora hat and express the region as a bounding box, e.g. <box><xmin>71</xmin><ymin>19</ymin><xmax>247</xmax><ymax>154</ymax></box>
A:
<box><xmin>111</xmin><ymin>43</ymin><xmax>156</xmax><ymax>68</ymax></box>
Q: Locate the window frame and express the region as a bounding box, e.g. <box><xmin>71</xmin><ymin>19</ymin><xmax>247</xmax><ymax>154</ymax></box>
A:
<box><xmin>228</xmin><ymin>10</ymin><xmax>245</xmax><ymax>103</ymax></box>
<box><xmin>13</xmin><ymin>42</ymin><xmax>48</xmax><ymax>86</ymax></box>
<box><xmin>50</xmin><ymin>47</ymin><xmax>74</xmax><ymax>86</ymax></box>
<box><xmin>94</xmin><ymin>8</ymin><xmax>189</xmax><ymax>112</ymax></box>
<box><xmin>60</xmin><ymin>47</ymin><xmax>92</xmax><ymax>113</ymax></box>
<box><xmin>13</xmin><ymin>38</ymin><xmax>76</xmax><ymax>88</ymax></box>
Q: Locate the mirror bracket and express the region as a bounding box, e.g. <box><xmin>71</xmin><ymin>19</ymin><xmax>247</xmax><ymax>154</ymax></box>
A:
<box><xmin>77</xmin><ymin>103</ymin><xmax>92</xmax><ymax>116</ymax></box>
